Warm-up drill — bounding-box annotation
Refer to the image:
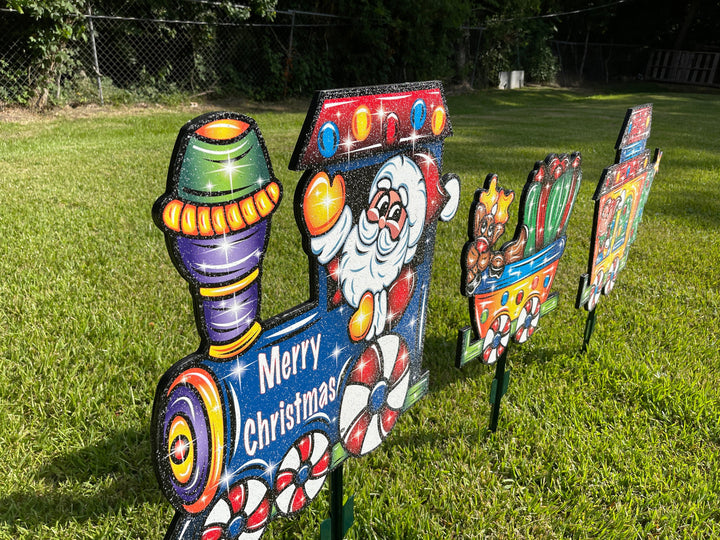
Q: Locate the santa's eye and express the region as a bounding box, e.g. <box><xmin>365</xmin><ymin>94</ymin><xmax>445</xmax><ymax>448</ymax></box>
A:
<box><xmin>388</xmin><ymin>203</ymin><xmax>403</xmax><ymax>223</ymax></box>
<box><xmin>378</xmin><ymin>196</ymin><xmax>390</xmax><ymax>216</ymax></box>
<box><xmin>384</xmin><ymin>202</ymin><xmax>407</xmax><ymax>240</ymax></box>
<box><xmin>368</xmin><ymin>189</ymin><xmax>390</xmax><ymax>222</ymax></box>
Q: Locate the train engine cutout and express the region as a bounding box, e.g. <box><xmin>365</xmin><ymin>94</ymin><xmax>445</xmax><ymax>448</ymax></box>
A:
<box><xmin>151</xmin><ymin>82</ymin><xmax>460</xmax><ymax>540</ymax></box>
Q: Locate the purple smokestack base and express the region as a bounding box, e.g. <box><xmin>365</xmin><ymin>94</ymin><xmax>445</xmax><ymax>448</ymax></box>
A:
<box><xmin>175</xmin><ymin>221</ymin><xmax>268</xmax><ymax>287</ymax></box>
<box><xmin>202</xmin><ymin>283</ymin><xmax>260</xmax><ymax>343</ymax></box>
<box><xmin>171</xmin><ymin>222</ymin><xmax>267</xmax><ymax>344</ymax></box>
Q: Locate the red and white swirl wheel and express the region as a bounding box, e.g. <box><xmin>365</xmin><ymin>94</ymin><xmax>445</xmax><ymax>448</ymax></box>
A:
<box><xmin>587</xmin><ymin>269</ymin><xmax>604</xmax><ymax>311</ymax></box>
<box><xmin>201</xmin><ymin>477</ymin><xmax>270</xmax><ymax>540</ymax></box>
<box><xmin>274</xmin><ymin>431</ymin><xmax>331</xmax><ymax>516</ymax></box>
<box><xmin>514</xmin><ymin>296</ymin><xmax>540</xmax><ymax>344</ymax></box>
<box><xmin>339</xmin><ymin>334</ymin><xmax>411</xmax><ymax>456</ymax></box>
<box><xmin>604</xmin><ymin>259</ymin><xmax>619</xmax><ymax>295</ymax></box>
<box><xmin>482</xmin><ymin>314</ymin><xmax>511</xmax><ymax>364</ymax></box>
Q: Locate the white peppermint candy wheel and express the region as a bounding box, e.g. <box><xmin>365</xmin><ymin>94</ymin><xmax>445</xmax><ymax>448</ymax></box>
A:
<box><xmin>339</xmin><ymin>334</ymin><xmax>411</xmax><ymax>456</ymax></box>
<box><xmin>482</xmin><ymin>314</ymin><xmax>511</xmax><ymax>364</ymax></box>
<box><xmin>514</xmin><ymin>296</ymin><xmax>540</xmax><ymax>344</ymax></box>
<box><xmin>201</xmin><ymin>476</ymin><xmax>270</xmax><ymax>540</ymax></box>
<box><xmin>587</xmin><ymin>269</ymin><xmax>604</xmax><ymax>311</ymax></box>
<box><xmin>604</xmin><ymin>258</ymin><xmax>619</xmax><ymax>295</ymax></box>
<box><xmin>274</xmin><ymin>431</ymin><xmax>330</xmax><ymax>516</ymax></box>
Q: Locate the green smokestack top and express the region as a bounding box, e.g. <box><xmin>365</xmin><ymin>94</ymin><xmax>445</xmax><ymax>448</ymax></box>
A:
<box><xmin>178</xmin><ymin>121</ymin><xmax>274</xmax><ymax>205</ymax></box>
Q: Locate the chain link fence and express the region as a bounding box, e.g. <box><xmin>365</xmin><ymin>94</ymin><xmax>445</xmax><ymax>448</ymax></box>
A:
<box><xmin>1</xmin><ymin>3</ymin><xmax>346</xmax><ymax>107</ymax></box>
<box><xmin>1</xmin><ymin>3</ymin><xmax>702</xmax><ymax>109</ymax></box>
<box><xmin>0</xmin><ymin>33</ymin><xmax>32</xmax><ymax>105</ymax></box>
<box><xmin>1</xmin><ymin>8</ymin><xmax>89</xmax><ymax>106</ymax></box>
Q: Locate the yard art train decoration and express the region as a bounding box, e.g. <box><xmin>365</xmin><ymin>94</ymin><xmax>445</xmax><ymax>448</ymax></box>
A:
<box><xmin>149</xmin><ymin>85</ymin><xmax>661</xmax><ymax>536</ymax></box>
<box><xmin>456</xmin><ymin>152</ymin><xmax>582</xmax><ymax>431</ymax></box>
<box><xmin>151</xmin><ymin>81</ymin><xmax>460</xmax><ymax>540</ymax></box>
<box><xmin>576</xmin><ymin>104</ymin><xmax>662</xmax><ymax>350</ymax></box>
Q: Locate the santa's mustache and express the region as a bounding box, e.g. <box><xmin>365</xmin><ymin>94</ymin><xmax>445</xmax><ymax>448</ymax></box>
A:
<box><xmin>356</xmin><ymin>211</ymin><xmax>400</xmax><ymax>257</ymax></box>
<box><xmin>339</xmin><ymin>211</ymin><xmax>410</xmax><ymax>308</ymax></box>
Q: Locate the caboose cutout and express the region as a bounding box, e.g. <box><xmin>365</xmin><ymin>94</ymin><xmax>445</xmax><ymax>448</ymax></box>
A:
<box><xmin>577</xmin><ymin>103</ymin><xmax>662</xmax><ymax>313</ymax></box>
<box><xmin>457</xmin><ymin>153</ymin><xmax>582</xmax><ymax>368</ymax></box>
<box><xmin>151</xmin><ymin>81</ymin><xmax>460</xmax><ymax>540</ymax></box>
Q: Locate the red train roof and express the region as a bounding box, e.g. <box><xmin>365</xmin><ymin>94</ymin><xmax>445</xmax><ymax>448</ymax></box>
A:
<box><xmin>290</xmin><ymin>81</ymin><xmax>453</xmax><ymax>170</ymax></box>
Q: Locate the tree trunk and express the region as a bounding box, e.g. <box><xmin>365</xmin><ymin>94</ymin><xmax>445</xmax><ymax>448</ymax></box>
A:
<box><xmin>674</xmin><ymin>0</ymin><xmax>701</xmax><ymax>50</ymax></box>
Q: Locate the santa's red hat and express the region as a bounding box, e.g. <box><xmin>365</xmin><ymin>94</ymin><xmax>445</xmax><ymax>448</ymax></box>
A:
<box><xmin>414</xmin><ymin>153</ymin><xmax>460</xmax><ymax>224</ymax></box>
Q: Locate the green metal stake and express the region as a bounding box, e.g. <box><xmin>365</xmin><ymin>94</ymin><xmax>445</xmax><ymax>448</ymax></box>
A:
<box><xmin>488</xmin><ymin>347</ymin><xmax>511</xmax><ymax>432</ymax></box>
<box><xmin>581</xmin><ymin>307</ymin><xmax>597</xmax><ymax>352</ymax></box>
<box><xmin>320</xmin><ymin>463</ymin><xmax>354</xmax><ymax>540</ymax></box>
<box><xmin>330</xmin><ymin>466</ymin><xmax>344</xmax><ymax>540</ymax></box>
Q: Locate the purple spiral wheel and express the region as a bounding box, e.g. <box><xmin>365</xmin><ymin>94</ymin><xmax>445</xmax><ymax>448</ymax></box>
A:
<box><xmin>157</xmin><ymin>367</ymin><xmax>224</xmax><ymax>514</ymax></box>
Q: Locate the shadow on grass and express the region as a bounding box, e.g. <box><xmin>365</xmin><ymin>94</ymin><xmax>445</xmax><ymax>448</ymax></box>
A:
<box><xmin>0</xmin><ymin>428</ymin><xmax>163</xmax><ymax>528</ymax></box>
<box><xmin>387</xmin><ymin>333</ymin><xmax>581</xmax><ymax>451</ymax></box>
<box><xmin>651</xmin><ymin>186</ymin><xmax>720</xmax><ymax>228</ymax></box>
<box><xmin>423</xmin><ymin>333</ymin><xmax>569</xmax><ymax>389</ymax></box>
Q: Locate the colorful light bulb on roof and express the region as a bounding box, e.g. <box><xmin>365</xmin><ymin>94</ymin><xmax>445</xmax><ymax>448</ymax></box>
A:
<box><xmin>293</xmin><ymin>83</ymin><xmax>452</xmax><ymax>168</ymax></box>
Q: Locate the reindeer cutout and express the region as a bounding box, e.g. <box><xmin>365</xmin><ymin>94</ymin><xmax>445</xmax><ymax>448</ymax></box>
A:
<box><xmin>458</xmin><ymin>153</ymin><xmax>582</xmax><ymax>367</ymax></box>
<box><xmin>464</xmin><ymin>175</ymin><xmax>528</xmax><ymax>290</ymax></box>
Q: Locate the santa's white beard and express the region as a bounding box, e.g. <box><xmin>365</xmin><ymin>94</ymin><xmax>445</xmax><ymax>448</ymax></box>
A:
<box><xmin>339</xmin><ymin>210</ymin><xmax>415</xmax><ymax>308</ymax></box>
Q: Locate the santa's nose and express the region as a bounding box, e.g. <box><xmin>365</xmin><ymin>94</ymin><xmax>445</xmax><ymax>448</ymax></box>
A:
<box><xmin>376</xmin><ymin>215</ymin><xmax>400</xmax><ymax>240</ymax></box>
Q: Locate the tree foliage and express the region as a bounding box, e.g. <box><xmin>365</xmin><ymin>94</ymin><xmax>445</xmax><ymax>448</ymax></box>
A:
<box><xmin>2</xmin><ymin>0</ymin><xmax>279</xmax><ymax>107</ymax></box>
<box><xmin>4</xmin><ymin>0</ymin><xmax>87</xmax><ymax>106</ymax></box>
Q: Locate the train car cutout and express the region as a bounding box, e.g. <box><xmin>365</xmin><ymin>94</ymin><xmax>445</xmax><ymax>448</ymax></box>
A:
<box><xmin>151</xmin><ymin>81</ymin><xmax>460</xmax><ymax>540</ymax></box>
<box><xmin>577</xmin><ymin>104</ymin><xmax>662</xmax><ymax>312</ymax></box>
<box><xmin>457</xmin><ymin>153</ymin><xmax>582</xmax><ymax>367</ymax></box>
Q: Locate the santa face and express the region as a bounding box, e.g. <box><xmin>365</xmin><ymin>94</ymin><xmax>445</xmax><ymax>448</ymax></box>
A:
<box><xmin>339</xmin><ymin>205</ymin><xmax>411</xmax><ymax>308</ymax></box>
<box><xmin>367</xmin><ymin>187</ymin><xmax>407</xmax><ymax>241</ymax></box>
<box><xmin>338</xmin><ymin>155</ymin><xmax>427</xmax><ymax>309</ymax></box>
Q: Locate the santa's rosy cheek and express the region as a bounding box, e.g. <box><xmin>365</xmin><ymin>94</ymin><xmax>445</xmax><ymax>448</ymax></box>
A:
<box><xmin>367</xmin><ymin>207</ymin><xmax>380</xmax><ymax>223</ymax></box>
<box><xmin>386</xmin><ymin>221</ymin><xmax>402</xmax><ymax>240</ymax></box>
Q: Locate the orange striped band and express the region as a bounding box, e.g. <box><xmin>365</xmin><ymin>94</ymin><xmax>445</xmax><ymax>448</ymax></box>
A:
<box><xmin>161</xmin><ymin>181</ymin><xmax>281</xmax><ymax>236</ymax></box>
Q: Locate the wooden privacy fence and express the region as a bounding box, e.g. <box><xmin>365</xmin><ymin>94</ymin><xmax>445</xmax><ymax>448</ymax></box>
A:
<box><xmin>645</xmin><ymin>49</ymin><xmax>720</xmax><ymax>86</ymax></box>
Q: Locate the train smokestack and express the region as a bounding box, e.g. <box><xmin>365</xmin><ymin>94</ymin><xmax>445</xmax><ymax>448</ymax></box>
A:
<box><xmin>153</xmin><ymin>112</ymin><xmax>281</xmax><ymax>358</ymax></box>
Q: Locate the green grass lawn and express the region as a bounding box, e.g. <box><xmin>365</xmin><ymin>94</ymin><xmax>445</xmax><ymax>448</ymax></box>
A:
<box><xmin>0</xmin><ymin>85</ymin><xmax>718</xmax><ymax>539</ymax></box>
